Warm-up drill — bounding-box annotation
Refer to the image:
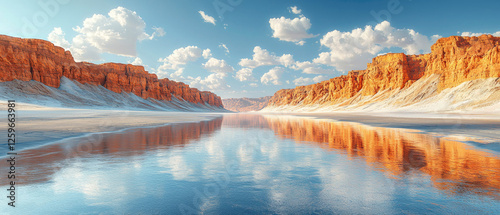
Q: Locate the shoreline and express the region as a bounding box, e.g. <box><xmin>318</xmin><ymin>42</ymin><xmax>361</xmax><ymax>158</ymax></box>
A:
<box><xmin>3</xmin><ymin>104</ymin><xmax>500</xmax><ymax>155</ymax></box>
<box><xmin>261</xmin><ymin>112</ymin><xmax>500</xmax><ymax>153</ymax></box>
<box><xmin>0</xmin><ymin>107</ymin><xmax>225</xmax><ymax>156</ymax></box>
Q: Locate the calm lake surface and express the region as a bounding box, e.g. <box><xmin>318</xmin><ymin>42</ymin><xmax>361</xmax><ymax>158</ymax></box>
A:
<box><xmin>1</xmin><ymin>114</ymin><xmax>499</xmax><ymax>214</ymax></box>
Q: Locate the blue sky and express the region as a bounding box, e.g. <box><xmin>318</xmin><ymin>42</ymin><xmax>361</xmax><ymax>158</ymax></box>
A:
<box><xmin>1</xmin><ymin>0</ymin><xmax>500</xmax><ymax>98</ymax></box>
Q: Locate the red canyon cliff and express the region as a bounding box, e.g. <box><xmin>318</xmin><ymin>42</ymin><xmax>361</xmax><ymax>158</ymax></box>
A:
<box><xmin>264</xmin><ymin>35</ymin><xmax>500</xmax><ymax>112</ymax></box>
<box><xmin>0</xmin><ymin>35</ymin><xmax>223</xmax><ymax>108</ymax></box>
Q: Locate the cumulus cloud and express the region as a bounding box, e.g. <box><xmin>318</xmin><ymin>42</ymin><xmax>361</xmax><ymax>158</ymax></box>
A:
<box><xmin>313</xmin><ymin>21</ymin><xmax>441</xmax><ymax>71</ymax></box>
<box><xmin>202</xmin><ymin>49</ymin><xmax>212</xmax><ymax>59</ymax></box>
<box><xmin>461</xmin><ymin>31</ymin><xmax>500</xmax><ymax>37</ymax></box>
<box><xmin>129</xmin><ymin>57</ymin><xmax>143</xmax><ymax>65</ymax></box>
<box><xmin>48</xmin><ymin>27</ymin><xmax>70</xmax><ymax>48</ymax></box>
<box><xmin>289</xmin><ymin>6</ymin><xmax>302</xmax><ymax>15</ymax></box>
<box><xmin>48</xmin><ymin>7</ymin><xmax>164</xmax><ymax>62</ymax></box>
<box><xmin>239</xmin><ymin>46</ymin><xmax>295</xmax><ymax>68</ymax></box>
<box><xmin>291</xmin><ymin>61</ymin><xmax>334</xmax><ymax>74</ymax></box>
<box><xmin>190</xmin><ymin>73</ymin><xmax>228</xmax><ymax>91</ymax></box>
<box><xmin>238</xmin><ymin>46</ymin><xmax>337</xmax><ymax>75</ymax></box>
<box><xmin>261</xmin><ymin>67</ymin><xmax>285</xmax><ymax>85</ymax></box>
<box><xmin>203</xmin><ymin>57</ymin><xmax>234</xmax><ymax>74</ymax></box>
<box><xmin>189</xmin><ymin>57</ymin><xmax>234</xmax><ymax>91</ymax></box>
<box><xmin>158</xmin><ymin>46</ymin><xmax>203</xmax><ymax>71</ymax></box>
<box><xmin>293</xmin><ymin>75</ymin><xmax>329</xmax><ymax>86</ymax></box>
<box><xmin>156</xmin><ymin>46</ymin><xmax>207</xmax><ymax>80</ymax></box>
<box><xmin>234</xmin><ymin>68</ymin><xmax>254</xmax><ymax>82</ymax></box>
<box><xmin>199</xmin><ymin>11</ymin><xmax>216</xmax><ymax>25</ymax></box>
<box><xmin>269</xmin><ymin>16</ymin><xmax>315</xmax><ymax>45</ymax></box>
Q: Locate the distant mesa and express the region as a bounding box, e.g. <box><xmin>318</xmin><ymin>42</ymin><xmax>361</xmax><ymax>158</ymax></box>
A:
<box><xmin>0</xmin><ymin>34</ymin><xmax>224</xmax><ymax>110</ymax></box>
<box><xmin>223</xmin><ymin>96</ymin><xmax>272</xmax><ymax>112</ymax></box>
<box><xmin>263</xmin><ymin>35</ymin><xmax>500</xmax><ymax>113</ymax></box>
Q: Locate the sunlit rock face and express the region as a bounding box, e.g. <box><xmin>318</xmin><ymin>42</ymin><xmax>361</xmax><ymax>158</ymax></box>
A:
<box><xmin>265</xmin><ymin>35</ymin><xmax>500</xmax><ymax>112</ymax></box>
<box><xmin>0</xmin><ymin>35</ymin><xmax>223</xmax><ymax>108</ymax></box>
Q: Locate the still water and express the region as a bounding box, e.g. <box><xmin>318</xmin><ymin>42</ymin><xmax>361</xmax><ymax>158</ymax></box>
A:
<box><xmin>1</xmin><ymin>114</ymin><xmax>499</xmax><ymax>214</ymax></box>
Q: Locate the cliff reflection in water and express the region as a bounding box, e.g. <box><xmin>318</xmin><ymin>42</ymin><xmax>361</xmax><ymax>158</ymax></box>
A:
<box><xmin>258</xmin><ymin>115</ymin><xmax>500</xmax><ymax>198</ymax></box>
<box><xmin>4</xmin><ymin>114</ymin><xmax>500</xmax><ymax>200</ymax></box>
<box><xmin>222</xmin><ymin>114</ymin><xmax>500</xmax><ymax>198</ymax></box>
<box><xmin>2</xmin><ymin>118</ymin><xmax>223</xmax><ymax>186</ymax></box>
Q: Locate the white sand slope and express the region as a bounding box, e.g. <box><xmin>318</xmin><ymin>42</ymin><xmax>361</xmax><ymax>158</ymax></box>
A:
<box><xmin>262</xmin><ymin>75</ymin><xmax>500</xmax><ymax>115</ymax></box>
<box><xmin>0</xmin><ymin>77</ymin><xmax>227</xmax><ymax>112</ymax></box>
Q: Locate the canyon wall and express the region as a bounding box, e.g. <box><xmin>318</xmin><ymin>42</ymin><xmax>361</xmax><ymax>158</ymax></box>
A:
<box><xmin>265</xmin><ymin>35</ymin><xmax>500</xmax><ymax>111</ymax></box>
<box><xmin>0</xmin><ymin>35</ymin><xmax>223</xmax><ymax>108</ymax></box>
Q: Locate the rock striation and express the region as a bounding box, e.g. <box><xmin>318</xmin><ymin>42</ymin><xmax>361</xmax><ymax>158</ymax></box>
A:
<box><xmin>265</xmin><ymin>35</ymin><xmax>500</xmax><ymax>111</ymax></box>
<box><xmin>0</xmin><ymin>35</ymin><xmax>223</xmax><ymax>108</ymax></box>
<box><xmin>222</xmin><ymin>96</ymin><xmax>272</xmax><ymax>112</ymax></box>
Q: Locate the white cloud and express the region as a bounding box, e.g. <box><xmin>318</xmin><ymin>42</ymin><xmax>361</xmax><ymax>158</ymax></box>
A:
<box><xmin>293</xmin><ymin>75</ymin><xmax>329</xmax><ymax>86</ymax></box>
<box><xmin>203</xmin><ymin>57</ymin><xmax>234</xmax><ymax>74</ymax></box>
<box><xmin>289</xmin><ymin>6</ymin><xmax>302</xmax><ymax>15</ymax></box>
<box><xmin>238</xmin><ymin>46</ymin><xmax>336</xmax><ymax>74</ymax></box>
<box><xmin>235</xmin><ymin>68</ymin><xmax>254</xmax><ymax>82</ymax></box>
<box><xmin>202</xmin><ymin>49</ymin><xmax>212</xmax><ymax>59</ymax></box>
<box><xmin>157</xmin><ymin>46</ymin><xmax>203</xmax><ymax>79</ymax></box>
<box><xmin>269</xmin><ymin>16</ymin><xmax>315</xmax><ymax>45</ymax></box>
<box><xmin>169</xmin><ymin>68</ymin><xmax>186</xmax><ymax>80</ymax></box>
<box><xmin>150</xmin><ymin>27</ymin><xmax>166</xmax><ymax>39</ymax></box>
<box><xmin>291</xmin><ymin>61</ymin><xmax>334</xmax><ymax>74</ymax></box>
<box><xmin>239</xmin><ymin>46</ymin><xmax>295</xmax><ymax>68</ymax></box>
<box><xmin>48</xmin><ymin>7</ymin><xmax>164</xmax><ymax>62</ymax></box>
<box><xmin>249</xmin><ymin>83</ymin><xmax>258</xmax><ymax>87</ymax></box>
<box><xmin>189</xmin><ymin>57</ymin><xmax>234</xmax><ymax>91</ymax></box>
<box><xmin>314</xmin><ymin>21</ymin><xmax>441</xmax><ymax>71</ymax></box>
<box><xmin>158</xmin><ymin>46</ymin><xmax>202</xmax><ymax>70</ymax></box>
<box><xmin>313</xmin><ymin>75</ymin><xmax>329</xmax><ymax>82</ymax></box>
<box><xmin>69</xmin><ymin>34</ymin><xmax>101</xmax><ymax>61</ymax></box>
<box><xmin>48</xmin><ymin>27</ymin><xmax>70</xmax><ymax>49</ymax></box>
<box><xmin>261</xmin><ymin>67</ymin><xmax>285</xmax><ymax>85</ymax></box>
<box><xmin>219</xmin><ymin>43</ymin><xmax>230</xmax><ymax>54</ymax></box>
<box><xmin>199</xmin><ymin>11</ymin><xmax>216</xmax><ymax>25</ymax></box>
<box><xmin>461</xmin><ymin>31</ymin><xmax>500</xmax><ymax>37</ymax></box>
<box><xmin>190</xmin><ymin>73</ymin><xmax>228</xmax><ymax>91</ymax></box>
<box><xmin>293</xmin><ymin>77</ymin><xmax>311</xmax><ymax>86</ymax></box>
<box><xmin>129</xmin><ymin>57</ymin><xmax>143</xmax><ymax>65</ymax></box>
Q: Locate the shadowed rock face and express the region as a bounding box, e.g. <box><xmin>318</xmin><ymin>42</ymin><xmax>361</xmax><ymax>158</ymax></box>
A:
<box><xmin>223</xmin><ymin>96</ymin><xmax>272</xmax><ymax>112</ymax></box>
<box><xmin>0</xmin><ymin>35</ymin><xmax>223</xmax><ymax>108</ymax></box>
<box><xmin>267</xmin><ymin>35</ymin><xmax>500</xmax><ymax>108</ymax></box>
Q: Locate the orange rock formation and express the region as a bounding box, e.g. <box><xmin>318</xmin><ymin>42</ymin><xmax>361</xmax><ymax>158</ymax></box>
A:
<box><xmin>267</xmin><ymin>35</ymin><xmax>500</xmax><ymax>108</ymax></box>
<box><xmin>0</xmin><ymin>35</ymin><xmax>223</xmax><ymax>107</ymax></box>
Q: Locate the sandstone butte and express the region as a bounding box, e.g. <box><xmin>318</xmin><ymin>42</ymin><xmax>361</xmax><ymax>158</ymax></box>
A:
<box><xmin>0</xmin><ymin>35</ymin><xmax>223</xmax><ymax>108</ymax></box>
<box><xmin>267</xmin><ymin>35</ymin><xmax>500</xmax><ymax>107</ymax></box>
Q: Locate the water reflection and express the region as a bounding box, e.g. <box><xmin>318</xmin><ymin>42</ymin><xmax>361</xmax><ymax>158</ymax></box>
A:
<box><xmin>0</xmin><ymin>118</ymin><xmax>223</xmax><ymax>186</ymax></box>
<box><xmin>257</xmin><ymin>115</ymin><xmax>500</xmax><ymax>198</ymax></box>
<box><xmin>1</xmin><ymin>114</ymin><xmax>499</xmax><ymax>214</ymax></box>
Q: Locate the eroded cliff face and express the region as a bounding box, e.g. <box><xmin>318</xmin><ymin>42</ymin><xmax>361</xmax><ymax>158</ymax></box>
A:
<box><xmin>0</xmin><ymin>35</ymin><xmax>223</xmax><ymax>108</ymax></box>
<box><xmin>266</xmin><ymin>35</ymin><xmax>500</xmax><ymax>111</ymax></box>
